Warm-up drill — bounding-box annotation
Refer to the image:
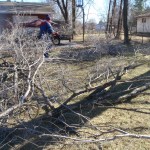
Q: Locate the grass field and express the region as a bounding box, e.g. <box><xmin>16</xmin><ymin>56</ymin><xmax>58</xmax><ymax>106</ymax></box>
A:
<box><xmin>0</xmin><ymin>34</ymin><xmax>150</xmax><ymax>150</ymax></box>
<box><xmin>48</xmin><ymin>54</ymin><xmax>150</xmax><ymax>150</ymax></box>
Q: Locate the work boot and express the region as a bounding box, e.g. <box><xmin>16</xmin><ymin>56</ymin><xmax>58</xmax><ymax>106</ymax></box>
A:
<box><xmin>44</xmin><ymin>52</ymin><xmax>49</xmax><ymax>58</ymax></box>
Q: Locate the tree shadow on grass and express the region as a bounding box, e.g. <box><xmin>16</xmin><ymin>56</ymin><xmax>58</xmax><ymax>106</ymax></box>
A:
<box><xmin>0</xmin><ymin>70</ymin><xmax>150</xmax><ymax>150</ymax></box>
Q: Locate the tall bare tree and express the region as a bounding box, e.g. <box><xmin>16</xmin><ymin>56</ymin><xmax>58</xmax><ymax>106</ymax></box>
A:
<box><xmin>105</xmin><ymin>0</ymin><xmax>117</xmax><ymax>36</ymax></box>
<box><xmin>123</xmin><ymin>0</ymin><xmax>129</xmax><ymax>44</ymax></box>
<box><xmin>53</xmin><ymin>0</ymin><xmax>69</xmax><ymax>24</ymax></box>
<box><xmin>106</xmin><ymin>0</ymin><xmax>112</xmax><ymax>34</ymax></box>
<box><xmin>72</xmin><ymin>0</ymin><xmax>76</xmax><ymax>37</ymax></box>
<box><xmin>116</xmin><ymin>0</ymin><xmax>123</xmax><ymax>39</ymax></box>
<box><xmin>111</xmin><ymin>0</ymin><xmax>117</xmax><ymax>34</ymax></box>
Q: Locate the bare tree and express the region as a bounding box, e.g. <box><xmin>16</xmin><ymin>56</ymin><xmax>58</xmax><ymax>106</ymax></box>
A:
<box><xmin>53</xmin><ymin>0</ymin><xmax>69</xmax><ymax>24</ymax></box>
<box><xmin>123</xmin><ymin>0</ymin><xmax>130</xmax><ymax>44</ymax></box>
<box><xmin>116</xmin><ymin>0</ymin><xmax>123</xmax><ymax>39</ymax></box>
<box><xmin>106</xmin><ymin>0</ymin><xmax>117</xmax><ymax>36</ymax></box>
<box><xmin>0</xmin><ymin>25</ymin><xmax>54</xmax><ymax>119</ymax></box>
<box><xmin>72</xmin><ymin>0</ymin><xmax>76</xmax><ymax>37</ymax></box>
<box><xmin>106</xmin><ymin>0</ymin><xmax>112</xmax><ymax>34</ymax></box>
<box><xmin>0</xmin><ymin>16</ymin><xmax>150</xmax><ymax>149</ymax></box>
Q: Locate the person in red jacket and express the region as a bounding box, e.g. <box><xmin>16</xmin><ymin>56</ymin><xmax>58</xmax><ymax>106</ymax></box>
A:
<box><xmin>20</xmin><ymin>14</ymin><xmax>54</xmax><ymax>39</ymax></box>
<box><xmin>20</xmin><ymin>15</ymin><xmax>55</xmax><ymax>57</ymax></box>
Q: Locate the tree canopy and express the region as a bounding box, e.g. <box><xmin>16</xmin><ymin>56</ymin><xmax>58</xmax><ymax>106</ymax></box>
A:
<box><xmin>134</xmin><ymin>0</ymin><xmax>147</xmax><ymax>11</ymax></box>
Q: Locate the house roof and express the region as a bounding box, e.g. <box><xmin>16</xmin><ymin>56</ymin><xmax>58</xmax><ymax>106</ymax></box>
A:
<box><xmin>136</xmin><ymin>12</ymin><xmax>150</xmax><ymax>18</ymax></box>
<box><xmin>0</xmin><ymin>1</ymin><xmax>54</xmax><ymax>15</ymax></box>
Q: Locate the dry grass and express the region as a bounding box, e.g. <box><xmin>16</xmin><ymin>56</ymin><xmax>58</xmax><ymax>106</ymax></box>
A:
<box><xmin>51</xmin><ymin>50</ymin><xmax>150</xmax><ymax>150</ymax></box>
<box><xmin>53</xmin><ymin>60</ymin><xmax>150</xmax><ymax>150</ymax></box>
<box><xmin>0</xmin><ymin>33</ymin><xmax>150</xmax><ymax>150</ymax></box>
<box><xmin>34</xmin><ymin>51</ymin><xmax>150</xmax><ymax>150</ymax></box>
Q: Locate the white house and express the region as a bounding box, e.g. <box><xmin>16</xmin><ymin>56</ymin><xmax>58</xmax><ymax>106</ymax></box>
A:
<box><xmin>136</xmin><ymin>12</ymin><xmax>150</xmax><ymax>34</ymax></box>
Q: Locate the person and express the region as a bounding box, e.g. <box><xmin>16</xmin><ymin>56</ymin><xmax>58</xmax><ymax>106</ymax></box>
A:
<box><xmin>20</xmin><ymin>14</ymin><xmax>55</xmax><ymax>57</ymax></box>
<box><xmin>20</xmin><ymin>14</ymin><xmax>54</xmax><ymax>39</ymax></box>
<box><xmin>38</xmin><ymin>14</ymin><xmax>55</xmax><ymax>39</ymax></box>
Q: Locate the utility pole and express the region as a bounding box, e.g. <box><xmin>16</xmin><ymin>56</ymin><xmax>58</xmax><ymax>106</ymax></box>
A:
<box><xmin>76</xmin><ymin>0</ymin><xmax>85</xmax><ymax>42</ymax></box>
<box><xmin>82</xmin><ymin>6</ymin><xmax>85</xmax><ymax>42</ymax></box>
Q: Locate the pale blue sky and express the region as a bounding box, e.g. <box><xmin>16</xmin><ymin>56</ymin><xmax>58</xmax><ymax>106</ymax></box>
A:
<box><xmin>85</xmin><ymin>0</ymin><xmax>108</xmax><ymax>23</ymax></box>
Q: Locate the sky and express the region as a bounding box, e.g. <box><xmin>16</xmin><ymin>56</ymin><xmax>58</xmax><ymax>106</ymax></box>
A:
<box><xmin>84</xmin><ymin>0</ymin><xmax>108</xmax><ymax>23</ymax></box>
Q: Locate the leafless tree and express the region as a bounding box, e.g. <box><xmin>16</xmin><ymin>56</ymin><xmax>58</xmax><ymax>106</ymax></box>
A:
<box><xmin>106</xmin><ymin>0</ymin><xmax>116</xmax><ymax>35</ymax></box>
<box><xmin>0</xmin><ymin>20</ymin><xmax>150</xmax><ymax>149</ymax></box>
<box><xmin>123</xmin><ymin>0</ymin><xmax>130</xmax><ymax>44</ymax></box>
<box><xmin>116</xmin><ymin>0</ymin><xmax>123</xmax><ymax>39</ymax></box>
<box><xmin>51</xmin><ymin>0</ymin><xmax>70</xmax><ymax>24</ymax></box>
<box><xmin>72</xmin><ymin>0</ymin><xmax>76</xmax><ymax>37</ymax></box>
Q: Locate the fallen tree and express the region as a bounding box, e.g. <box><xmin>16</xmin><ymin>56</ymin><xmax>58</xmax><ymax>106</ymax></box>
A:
<box><xmin>0</xmin><ymin>27</ymin><xmax>150</xmax><ymax>149</ymax></box>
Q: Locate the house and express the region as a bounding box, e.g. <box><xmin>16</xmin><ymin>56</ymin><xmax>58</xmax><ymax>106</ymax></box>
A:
<box><xmin>95</xmin><ymin>22</ymin><xmax>106</xmax><ymax>31</ymax></box>
<box><xmin>136</xmin><ymin>12</ymin><xmax>150</xmax><ymax>34</ymax></box>
<box><xmin>0</xmin><ymin>1</ymin><xmax>72</xmax><ymax>42</ymax></box>
<box><xmin>0</xmin><ymin>1</ymin><xmax>55</xmax><ymax>33</ymax></box>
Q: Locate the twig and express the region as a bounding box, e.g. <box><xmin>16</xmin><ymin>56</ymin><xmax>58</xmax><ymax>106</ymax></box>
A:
<box><xmin>40</xmin><ymin>132</ymin><xmax>150</xmax><ymax>143</ymax></box>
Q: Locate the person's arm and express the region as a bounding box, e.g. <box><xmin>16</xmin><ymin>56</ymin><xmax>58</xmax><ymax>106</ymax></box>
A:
<box><xmin>19</xmin><ymin>20</ymin><xmax>42</xmax><ymax>27</ymax></box>
<box><xmin>50</xmin><ymin>21</ymin><xmax>58</xmax><ymax>25</ymax></box>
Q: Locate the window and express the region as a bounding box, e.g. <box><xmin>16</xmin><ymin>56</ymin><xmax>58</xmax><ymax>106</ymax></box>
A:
<box><xmin>142</xmin><ymin>18</ymin><xmax>146</xmax><ymax>23</ymax></box>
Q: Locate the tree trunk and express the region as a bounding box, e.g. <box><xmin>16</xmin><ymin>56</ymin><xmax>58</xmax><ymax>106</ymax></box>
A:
<box><xmin>56</xmin><ymin>0</ymin><xmax>69</xmax><ymax>24</ymax></box>
<box><xmin>106</xmin><ymin>0</ymin><xmax>117</xmax><ymax>36</ymax></box>
<box><xmin>123</xmin><ymin>0</ymin><xmax>129</xmax><ymax>44</ymax></box>
<box><xmin>72</xmin><ymin>0</ymin><xmax>76</xmax><ymax>39</ymax></box>
<box><xmin>106</xmin><ymin>0</ymin><xmax>112</xmax><ymax>34</ymax></box>
<box><xmin>111</xmin><ymin>0</ymin><xmax>116</xmax><ymax>36</ymax></box>
<box><xmin>116</xmin><ymin>0</ymin><xmax>123</xmax><ymax>39</ymax></box>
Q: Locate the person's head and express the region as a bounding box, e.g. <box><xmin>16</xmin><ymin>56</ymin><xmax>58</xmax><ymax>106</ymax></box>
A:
<box><xmin>45</xmin><ymin>14</ymin><xmax>51</xmax><ymax>21</ymax></box>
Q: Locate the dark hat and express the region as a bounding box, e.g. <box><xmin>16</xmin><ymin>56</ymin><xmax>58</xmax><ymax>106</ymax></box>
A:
<box><xmin>45</xmin><ymin>14</ymin><xmax>51</xmax><ymax>20</ymax></box>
